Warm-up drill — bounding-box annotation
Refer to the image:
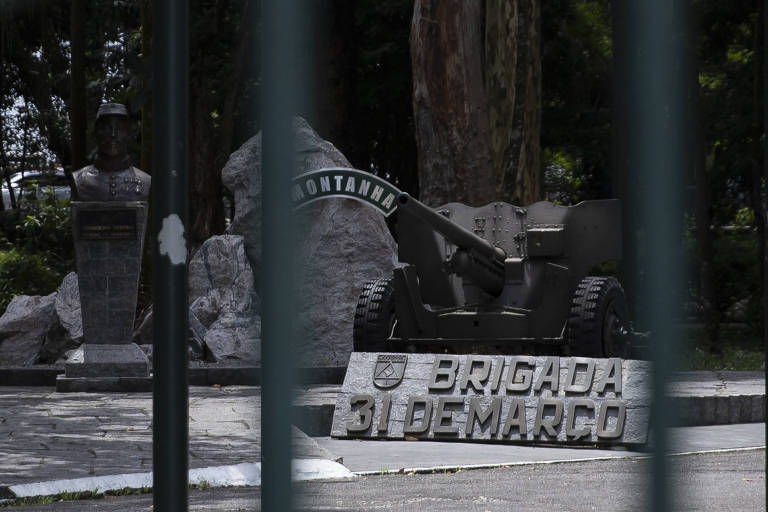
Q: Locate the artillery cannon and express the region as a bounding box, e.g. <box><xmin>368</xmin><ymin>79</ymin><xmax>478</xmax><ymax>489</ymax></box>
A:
<box><xmin>353</xmin><ymin>193</ymin><xmax>629</xmax><ymax>357</ymax></box>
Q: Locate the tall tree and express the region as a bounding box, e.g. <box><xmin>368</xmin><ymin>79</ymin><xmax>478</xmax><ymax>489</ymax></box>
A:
<box><xmin>69</xmin><ymin>0</ymin><xmax>86</xmax><ymax>175</ymax></box>
<box><xmin>410</xmin><ymin>0</ymin><xmax>541</xmax><ymax>206</ymax></box>
<box><xmin>308</xmin><ymin>1</ymin><xmax>417</xmax><ymax>196</ymax></box>
<box><xmin>187</xmin><ymin>0</ymin><xmax>258</xmax><ymax>246</ymax></box>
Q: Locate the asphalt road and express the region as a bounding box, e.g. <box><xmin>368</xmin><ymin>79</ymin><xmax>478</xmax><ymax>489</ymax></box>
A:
<box><xmin>4</xmin><ymin>449</ymin><xmax>763</xmax><ymax>511</ymax></box>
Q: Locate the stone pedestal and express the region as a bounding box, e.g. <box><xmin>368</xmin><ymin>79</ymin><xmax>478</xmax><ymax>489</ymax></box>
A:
<box><xmin>57</xmin><ymin>343</ymin><xmax>152</xmax><ymax>392</ymax></box>
<box><xmin>71</xmin><ymin>201</ymin><xmax>147</xmax><ymax>345</ymax></box>
<box><xmin>59</xmin><ymin>201</ymin><xmax>151</xmax><ymax>392</ymax></box>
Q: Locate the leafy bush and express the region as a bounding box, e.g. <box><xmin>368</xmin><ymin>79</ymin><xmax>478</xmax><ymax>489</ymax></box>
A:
<box><xmin>0</xmin><ymin>191</ymin><xmax>73</xmax><ymax>314</ymax></box>
<box><xmin>0</xmin><ymin>248</ymin><xmax>64</xmax><ymax>311</ymax></box>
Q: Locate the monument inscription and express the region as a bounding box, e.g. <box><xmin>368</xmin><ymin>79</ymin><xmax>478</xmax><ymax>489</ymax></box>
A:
<box><xmin>77</xmin><ymin>208</ymin><xmax>137</xmax><ymax>240</ymax></box>
<box><xmin>331</xmin><ymin>353</ymin><xmax>651</xmax><ymax>445</ymax></box>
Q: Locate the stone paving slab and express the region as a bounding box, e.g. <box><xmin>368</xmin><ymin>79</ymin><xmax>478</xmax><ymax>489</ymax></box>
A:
<box><xmin>0</xmin><ymin>386</ymin><xmax>331</xmax><ymax>487</ymax></box>
<box><xmin>0</xmin><ymin>371</ymin><xmax>762</xmax><ymax>491</ymax></box>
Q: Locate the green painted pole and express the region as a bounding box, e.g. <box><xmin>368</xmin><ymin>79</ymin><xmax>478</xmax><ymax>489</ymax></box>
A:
<box><xmin>152</xmin><ymin>1</ymin><xmax>189</xmax><ymax>510</ymax></box>
<box><xmin>763</xmin><ymin>1</ymin><xmax>768</xmax><ymax>507</ymax></box>
<box><xmin>626</xmin><ymin>2</ymin><xmax>687</xmax><ymax>511</ymax></box>
<box><xmin>261</xmin><ymin>1</ymin><xmax>304</xmax><ymax>510</ymax></box>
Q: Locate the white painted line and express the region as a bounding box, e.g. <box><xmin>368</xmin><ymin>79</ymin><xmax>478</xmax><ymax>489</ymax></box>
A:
<box><xmin>5</xmin><ymin>459</ymin><xmax>355</xmax><ymax>499</ymax></box>
<box><xmin>293</xmin><ymin>458</ymin><xmax>356</xmax><ymax>481</ymax></box>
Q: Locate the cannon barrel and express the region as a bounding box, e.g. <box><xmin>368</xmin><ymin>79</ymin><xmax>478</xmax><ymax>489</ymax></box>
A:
<box><xmin>397</xmin><ymin>193</ymin><xmax>506</xmax><ymax>261</ymax></box>
<box><xmin>397</xmin><ymin>193</ymin><xmax>506</xmax><ymax>296</ymax></box>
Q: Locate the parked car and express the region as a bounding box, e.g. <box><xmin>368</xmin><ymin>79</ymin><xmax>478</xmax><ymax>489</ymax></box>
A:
<box><xmin>1</xmin><ymin>169</ymin><xmax>71</xmax><ymax>208</ymax></box>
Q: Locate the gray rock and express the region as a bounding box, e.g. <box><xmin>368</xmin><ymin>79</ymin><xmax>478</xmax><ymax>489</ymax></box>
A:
<box><xmin>0</xmin><ymin>294</ymin><xmax>58</xmax><ymax>365</ymax></box>
<box><xmin>190</xmin><ymin>295</ymin><xmax>219</xmax><ymax>328</ymax></box>
<box><xmin>134</xmin><ymin>235</ymin><xmax>261</xmax><ymax>364</ymax></box>
<box><xmin>54</xmin><ymin>272</ymin><xmax>83</xmax><ymax>343</ymax></box>
<box><xmin>189</xmin><ymin>235</ymin><xmax>261</xmax><ymax>363</ymax></box>
<box><xmin>42</xmin><ymin>274</ymin><xmax>86</xmax><ymax>363</ymax></box>
<box><xmin>188</xmin><ymin>235</ymin><xmax>259</xmax><ymax>316</ymax></box>
<box><xmin>203</xmin><ymin>312</ymin><xmax>261</xmax><ymax>364</ymax></box>
<box><xmin>222</xmin><ymin>117</ymin><xmax>398</xmax><ymax>366</ymax></box>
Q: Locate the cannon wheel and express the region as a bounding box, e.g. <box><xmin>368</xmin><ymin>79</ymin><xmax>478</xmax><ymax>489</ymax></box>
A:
<box><xmin>568</xmin><ymin>276</ymin><xmax>630</xmax><ymax>358</ymax></box>
<box><xmin>353</xmin><ymin>278</ymin><xmax>396</xmax><ymax>352</ymax></box>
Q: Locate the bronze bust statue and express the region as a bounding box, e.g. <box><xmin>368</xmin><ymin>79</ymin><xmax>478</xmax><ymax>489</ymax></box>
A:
<box><xmin>73</xmin><ymin>103</ymin><xmax>151</xmax><ymax>201</ymax></box>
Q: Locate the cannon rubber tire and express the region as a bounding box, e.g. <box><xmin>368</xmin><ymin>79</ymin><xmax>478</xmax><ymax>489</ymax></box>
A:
<box><xmin>568</xmin><ymin>276</ymin><xmax>630</xmax><ymax>358</ymax></box>
<box><xmin>353</xmin><ymin>278</ymin><xmax>396</xmax><ymax>352</ymax></box>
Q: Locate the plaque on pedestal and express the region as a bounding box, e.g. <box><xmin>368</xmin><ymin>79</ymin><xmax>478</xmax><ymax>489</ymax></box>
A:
<box><xmin>71</xmin><ymin>201</ymin><xmax>148</xmax><ymax>346</ymax></box>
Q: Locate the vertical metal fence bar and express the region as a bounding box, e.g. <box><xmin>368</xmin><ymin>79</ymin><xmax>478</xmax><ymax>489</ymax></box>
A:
<box><xmin>152</xmin><ymin>1</ymin><xmax>189</xmax><ymax>510</ymax></box>
<box><xmin>763</xmin><ymin>1</ymin><xmax>768</xmax><ymax>506</ymax></box>
<box><xmin>626</xmin><ymin>2</ymin><xmax>687</xmax><ymax>511</ymax></box>
<box><xmin>261</xmin><ymin>1</ymin><xmax>301</xmax><ymax>510</ymax></box>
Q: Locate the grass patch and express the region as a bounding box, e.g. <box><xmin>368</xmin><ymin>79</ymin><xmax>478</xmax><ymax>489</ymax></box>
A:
<box><xmin>677</xmin><ymin>324</ymin><xmax>764</xmax><ymax>371</ymax></box>
<box><xmin>0</xmin><ymin>486</ymin><xmax>153</xmax><ymax>508</ymax></box>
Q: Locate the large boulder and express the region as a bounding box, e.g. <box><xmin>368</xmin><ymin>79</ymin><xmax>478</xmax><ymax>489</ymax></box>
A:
<box><xmin>222</xmin><ymin>117</ymin><xmax>398</xmax><ymax>366</ymax></box>
<box><xmin>54</xmin><ymin>272</ymin><xmax>83</xmax><ymax>344</ymax></box>
<box><xmin>134</xmin><ymin>235</ymin><xmax>261</xmax><ymax>363</ymax></box>
<box><xmin>189</xmin><ymin>235</ymin><xmax>261</xmax><ymax>363</ymax></box>
<box><xmin>0</xmin><ymin>272</ymin><xmax>84</xmax><ymax>366</ymax></box>
<box><xmin>0</xmin><ymin>294</ymin><xmax>59</xmax><ymax>365</ymax></box>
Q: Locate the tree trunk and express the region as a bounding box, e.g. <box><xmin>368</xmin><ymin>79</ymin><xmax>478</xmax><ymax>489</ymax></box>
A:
<box><xmin>690</xmin><ymin>30</ymin><xmax>720</xmax><ymax>352</ymax></box>
<box><xmin>311</xmin><ymin>1</ymin><xmax>357</xmax><ymax>156</ymax></box>
<box><xmin>186</xmin><ymin>0</ymin><xmax>253</xmax><ymax>247</ymax></box>
<box><xmin>410</xmin><ymin>0</ymin><xmax>540</xmax><ymax>206</ymax></box>
<box><xmin>140</xmin><ymin>0</ymin><xmax>152</xmax><ymax>174</ymax></box>
<box><xmin>487</xmin><ymin>0</ymin><xmax>541</xmax><ymax>204</ymax></box>
<box><xmin>69</xmin><ymin>0</ymin><xmax>86</xmax><ymax>176</ymax></box>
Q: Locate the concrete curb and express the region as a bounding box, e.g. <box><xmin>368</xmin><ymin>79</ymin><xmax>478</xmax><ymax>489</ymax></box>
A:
<box><xmin>671</xmin><ymin>394</ymin><xmax>765</xmax><ymax>426</ymax></box>
<box><xmin>0</xmin><ymin>365</ymin><xmax>347</xmax><ymax>387</ymax></box>
<box><xmin>353</xmin><ymin>445</ymin><xmax>767</xmax><ymax>476</ymax></box>
<box><xmin>0</xmin><ymin>459</ymin><xmax>355</xmax><ymax>501</ymax></box>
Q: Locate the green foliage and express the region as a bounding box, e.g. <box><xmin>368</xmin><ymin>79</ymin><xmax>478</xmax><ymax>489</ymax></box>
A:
<box><xmin>0</xmin><ymin>248</ymin><xmax>63</xmax><ymax>309</ymax></box>
<box><xmin>711</xmin><ymin>229</ymin><xmax>760</xmax><ymax>324</ymax></box>
<box><xmin>0</xmin><ymin>486</ymin><xmax>152</xmax><ymax>508</ymax></box>
<box><xmin>0</xmin><ymin>193</ymin><xmax>72</xmax><ymax>313</ymax></box>
<box><xmin>541</xmin><ymin>0</ymin><xmax>614</xmax><ymax>203</ymax></box>
<box><xmin>681</xmin><ymin>325</ymin><xmax>764</xmax><ymax>371</ymax></box>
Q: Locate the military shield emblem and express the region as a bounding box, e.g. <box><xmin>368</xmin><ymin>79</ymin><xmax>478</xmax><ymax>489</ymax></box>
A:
<box><xmin>372</xmin><ymin>354</ymin><xmax>407</xmax><ymax>388</ymax></box>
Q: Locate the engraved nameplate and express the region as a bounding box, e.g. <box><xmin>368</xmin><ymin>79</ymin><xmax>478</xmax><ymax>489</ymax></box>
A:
<box><xmin>332</xmin><ymin>353</ymin><xmax>652</xmax><ymax>446</ymax></box>
<box><xmin>78</xmin><ymin>209</ymin><xmax>137</xmax><ymax>240</ymax></box>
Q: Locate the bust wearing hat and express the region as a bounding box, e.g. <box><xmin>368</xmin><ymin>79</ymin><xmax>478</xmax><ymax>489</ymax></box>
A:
<box><xmin>73</xmin><ymin>103</ymin><xmax>151</xmax><ymax>201</ymax></box>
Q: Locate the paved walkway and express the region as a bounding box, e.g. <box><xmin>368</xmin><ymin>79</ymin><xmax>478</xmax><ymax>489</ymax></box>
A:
<box><xmin>0</xmin><ymin>386</ymin><xmax>330</xmax><ymax>488</ymax></box>
<box><xmin>0</xmin><ymin>370</ymin><xmax>763</xmax><ymax>502</ymax></box>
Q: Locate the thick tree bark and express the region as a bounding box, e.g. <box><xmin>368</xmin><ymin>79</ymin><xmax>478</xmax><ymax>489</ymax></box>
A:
<box><xmin>487</xmin><ymin>0</ymin><xmax>541</xmax><ymax>204</ymax></box>
<box><xmin>410</xmin><ymin>0</ymin><xmax>540</xmax><ymax>206</ymax></box>
<box><xmin>410</xmin><ymin>0</ymin><xmax>495</xmax><ymax>206</ymax></box>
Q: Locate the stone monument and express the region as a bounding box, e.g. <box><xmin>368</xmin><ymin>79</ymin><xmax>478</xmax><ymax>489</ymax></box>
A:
<box><xmin>57</xmin><ymin>103</ymin><xmax>152</xmax><ymax>392</ymax></box>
